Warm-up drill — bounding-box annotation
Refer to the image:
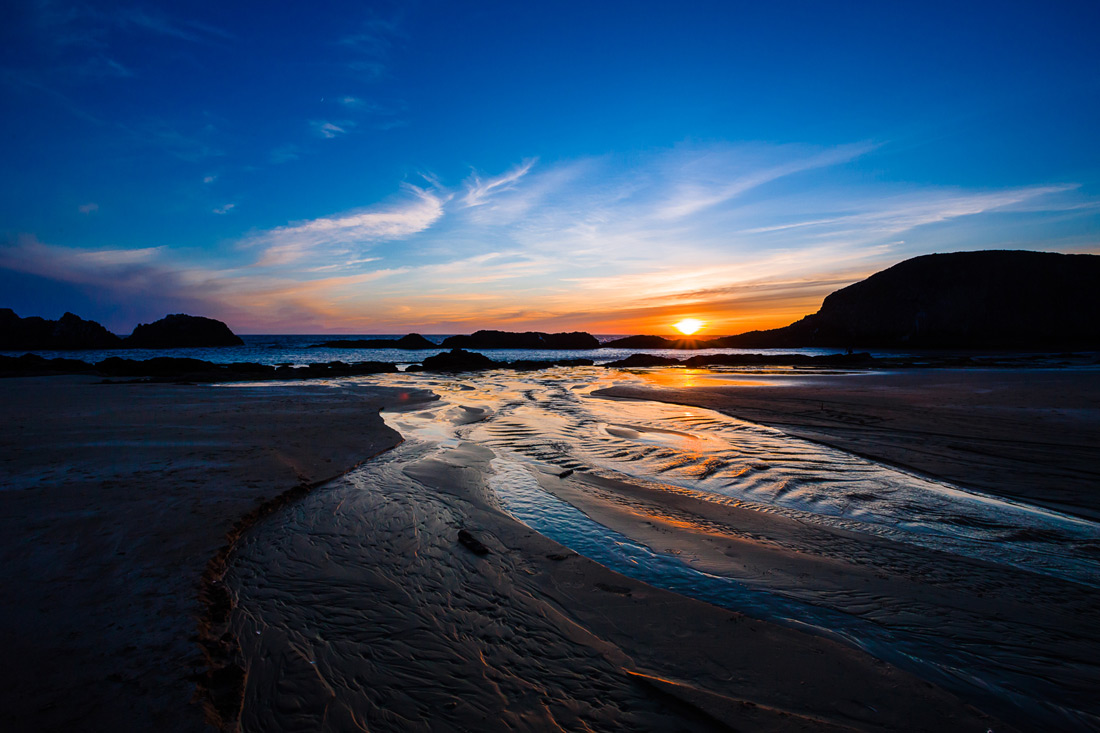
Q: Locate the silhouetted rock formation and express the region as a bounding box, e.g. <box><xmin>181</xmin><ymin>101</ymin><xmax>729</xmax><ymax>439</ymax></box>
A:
<box><xmin>125</xmin><ymin>314</ymin><xmax>244</xmax><ymax>348</ymax></box>
<box><xmin>0</xmin><ymin>309</ymin><xmax>122</xmax><ymax>350</ymax></box>
<box><xmin>0</xmin><ymin>353</ymin><xmax>396</xmax><ymax>381</ymax></box>
<box><xmin>604</xmin><ymin>354</ymin><xmax>683</xmax><ymax>367</ymax></box>
<box><xmin>313</xmin><ymin>333</ymin><xmax>438</xmax><ymax>349</ymax></box>
<box><xmin>605</xmin><ymin>352</ymin><xmax>873</xmax><ymax>368</ymax></box>
<box><xmin>441</xmin><ymin>330</ymin><xmax>600</xmax><ymax>350</ymax></box>
<box><xmin>407</xmin><ymin>349</ymin><xmax>596</xmax><ymax>373</ymax></box>
<box><xmin>412</xmin><ymin>348</ymin><xmax>498</xmax><ymax>372</ymax></box>
<box><xmin>714</xmin><ymin>251</ymin><xmax>1100</xmax><ymax>349</ymax></box>
<box><xmin>601</xmin><ymin>335</ymin><xmax>707</xmax><ymax>349</ymax></box>
<box><xmin>682</xmin><ymin>352</ymin><xmax>875</xmax><ymax>367</ymax></box>
<box><xmin>506</xmin><ymin>358</ymin><xmax>594</xmax><ymax>371</ymax></box>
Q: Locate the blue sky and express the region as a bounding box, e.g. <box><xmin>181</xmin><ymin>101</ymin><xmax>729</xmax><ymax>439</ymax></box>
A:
<box><xmin>2</xmin><ymin>0</ymin><xmax>1098</xmax><ymax>334</ymax></box>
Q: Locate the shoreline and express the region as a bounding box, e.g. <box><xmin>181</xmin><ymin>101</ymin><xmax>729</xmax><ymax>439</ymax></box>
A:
<box><xmin>3</xmin><ymin>366</ymin><xmax>1096</xmax><ymax>729</ymax></box>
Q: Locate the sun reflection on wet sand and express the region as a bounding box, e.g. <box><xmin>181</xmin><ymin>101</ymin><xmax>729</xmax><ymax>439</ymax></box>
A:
<box><xmin>631</xmin><ymin>367</ymin><xmax>816</xmax><ymax>389</ymax></box>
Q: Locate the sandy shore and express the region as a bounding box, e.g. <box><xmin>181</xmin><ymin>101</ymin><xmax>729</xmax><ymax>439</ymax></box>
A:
<box><xmin>600</xmin><ymin>367</ymin><xmax>1100</xmax><ymax>520</ymax></box>
<box><xmin>0</xmin><ymin>376</ymin><xmax>430</xmax><ymax>732</ymax></box>
<box><xmin>229</xmin><ymin>439</ymin><xmax>1000</xmax><ymax>732</ymax></box>
<box><xmin>5</xmin><ymin>366</ymin><xmax>1095</xmax><ymax>731</ymax></box>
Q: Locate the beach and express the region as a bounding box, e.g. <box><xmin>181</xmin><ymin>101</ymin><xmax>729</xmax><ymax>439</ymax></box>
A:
<box><xmin>600</xmin><ymin>367</ymin><xmax>1100</xmax><ymax>520</ymax></box>
<box><xmin>0</xmin><ymin>376</ymin><xmax>431</xmax><ymax>732</ymax></box>
<box><xmin>2</xmin><ymin>366</ymin><xmax>1098</xmax><ymax>730</ymax></box>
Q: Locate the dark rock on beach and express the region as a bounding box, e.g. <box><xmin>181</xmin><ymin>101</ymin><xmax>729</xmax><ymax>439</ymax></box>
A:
<box><xmin>412</xmin><ymin>348</ymin><xmax>498</xmax><ymax>372</ymax></box>
<box><xmin>683</xmin><ymin>352</ymin><xmax>875</xmax><ymax>367</ymax></box>
<box><xmin>97</xmin><ymin>356</ymin><xmax>221</xmax><ymax>377</ymax></box>
<box><xmin>409</xmin><ymin>349</ymin><xmax>596</xmax><ymax>373</ymax></box>
<box><xmin>442</xmin><ymin>330</ymin><xmax>600</xmax><ymax>350</ymax></box>
<box><xmin>507</xmin><ymin>358</ymin><xmax>594</xmax><ymax>371</ymax></box>
<box><xmin>457</xmin><ymin>529</ymin><xmax>491</xmax><ymax>556</ymax></box>
<box><xmin>124</xmin><ymin>314</ymin><xmax>244</xmax><ymax>348</ymax></box>
<box><xmin>0</xmin><ymin>353</ymin><xmax>99</xmax><ymax>375</ymax></box>
<box><xmin>0</xmin><ymin>354</ymin><xmax>396</xmax><ymax>381</ymax></box>
<box><xmin>604</xmin><ymin>354</ymin><xmax>684</xmax><ymax>368</ymax></box>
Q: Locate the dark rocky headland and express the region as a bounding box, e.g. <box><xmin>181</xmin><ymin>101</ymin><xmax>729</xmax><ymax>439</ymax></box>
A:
<box><xmin>0</xmin><ymin>310</ymin><xmax>244</xmax><ymax>350</ymax></box>
<box><xmin>713</xmin><ymin>250</ymin><xmax>1100</xmax><ymax>349</ymax></box>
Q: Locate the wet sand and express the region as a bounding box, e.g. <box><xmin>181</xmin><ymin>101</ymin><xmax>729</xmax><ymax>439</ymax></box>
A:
<box><xmin>601</xmin><ymin>367</ymin><xmax>1100</xmax><ymax>520</ymax></box>
<box><xmin>0</xmin><ymin>376</ymin><xmax>428</xmax><ymax>732</ymax></box>
<box><xmin>225</xmin><ymin>367</ymin><xmax>1088</xmax><ymax>732</ymax></box>
<box><xmin>229</xmin><ymin>439</ymin><xmax>1000</xmax><ymax>732</ymax></box>
<box><xmin>5</xmin><ymin>367</ymin><xmax>1096</xmax><ymax>731</ymax></box>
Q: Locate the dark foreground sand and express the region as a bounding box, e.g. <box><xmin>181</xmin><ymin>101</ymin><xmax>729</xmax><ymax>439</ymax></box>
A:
<box><xmin>0</xmin><ymin>376</ymin><xmax>429</xmax><ymax>732</ymax></box>
<box><xmin>228</xmin><ymin>440</ymin><xmax>1000</xmax><ymax>733</ymax></box>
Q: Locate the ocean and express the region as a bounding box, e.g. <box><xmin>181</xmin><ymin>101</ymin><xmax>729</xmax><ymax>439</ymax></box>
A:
<box><xmin>1</xmin><ymin>334</ymin><xmax>898</xmax><ymax>367</ymax></box>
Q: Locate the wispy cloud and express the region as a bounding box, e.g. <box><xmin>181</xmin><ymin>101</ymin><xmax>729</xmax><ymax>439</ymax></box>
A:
<box><xmin>6</xmin><ymin>142</ymin><xmax>1098</xmax><ymax>334</ymax></box>
<box><xmin>77</xmin><ymin>55</ymin><xmax>135</xmax><ymax>79</ymax></box>
<box><xmin>78</xmin><ymin>203</ymin><xmax>99</xmax><ymax>214</ymax></box>
<box><xmin>462</xmin><ymin>160</ymin><xmax>537</xmax><ymax>208</ymax></box>
<box><xmin>213</xmin><ymin>203</ymin><xmax>236</xmax><ymax>215</ymax></box>
<box><xmin>311</xmin><ymin>120</ymin><xmax>352</xmax><ymax>139</ymax></box>
<box><xmin>115</xmin><ymin>9</ymin><xmax>233</xmax><ymax>44</ymax></box>
<box><xmin>338</xmin><ymin>14</ymin><xmax>404</xmax><ymax>81</ymax></box>
<box><xmin>248</xmin><ymin>184</ymin><xmax>448</xmax><ymax>266</ymax></box>
<box><xmin>652</xmin><ymin>142</ymin><xmax>878</xmax><ymax>221</ymax></box>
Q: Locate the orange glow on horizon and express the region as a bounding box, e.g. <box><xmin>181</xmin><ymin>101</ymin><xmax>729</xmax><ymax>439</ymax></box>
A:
<box><xmin>673</xmin><ymin>318</ymin><xmax>704</xmax><ymax>335</ymax></box>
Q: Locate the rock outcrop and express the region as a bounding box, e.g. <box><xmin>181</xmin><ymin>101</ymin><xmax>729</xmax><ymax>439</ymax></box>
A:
<box><xmin>411</xmin><ymin>348</ymin><xmax>498</xmax><ymax>372</ymax></box>
<box><xmin>603</xmin><ymin>354</ymin><xmax>683</xmax><ymax>367</ymax></box>
<box><xmin>0</xmin><ymin>353</ymin><xmax>397</xmax><ymax>381</ymax></box>
<box><xmin>0</xmin><ymin>309</ymin><xmax>122</xmax><ymax>350</ymax></box>
<box><xmin>406</xmin><ymin>349</ymin><xmax>595</xmax><ymax>373</ymax></box>
<box><xmin>715</xmin><ymin>250</ymin><xmax>1100</xmax><ymax>349</ymax></box>
<box><xmin>441</xmin><ymin>330</ymin><xmax>600</xmax><ymax>350</ymax></box>
<box><xmin>124</xmin><ymin>314</ymin><xmax>244</xmax><ymax>348</ymax></box>
<box><xmin>313</xmin><ymin>334</ymin><xmax>438</xmax><ymax>349</ymax></box>
<box><xmin>601</xmin><ymin>335</ymin><xmax>707</xmax><ymax>349</ymax></box>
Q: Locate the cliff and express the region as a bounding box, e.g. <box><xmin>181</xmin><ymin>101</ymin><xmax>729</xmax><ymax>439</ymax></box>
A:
<box><xmin>715</xmin><ymin>251</ymin><xmax>1100</xmax><ymax>349</ymax></box>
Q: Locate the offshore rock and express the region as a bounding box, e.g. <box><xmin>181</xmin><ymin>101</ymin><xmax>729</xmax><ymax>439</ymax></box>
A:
<box><xmin>124</xmin><ymin>314</ymin><xmax>244</xmax><ymax>348</ymax></box>
<box><xmin>313</xmin><ymin>333</ymin><xmax>438</xmax><ymax>349</ymax></box>
<box><xmin>441</xmin><ymin>330</ymin><xmax>600</xmax><ymax>350</ymax></box>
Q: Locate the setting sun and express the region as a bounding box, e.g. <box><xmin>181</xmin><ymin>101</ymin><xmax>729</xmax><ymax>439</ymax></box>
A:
<box><xmin>673</xmin><ymin>318</ymin><xmax>704</xmax><ymax>335</ymax></box>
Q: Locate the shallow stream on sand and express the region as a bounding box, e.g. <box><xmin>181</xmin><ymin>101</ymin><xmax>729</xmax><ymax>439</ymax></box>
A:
<box><xmin>374</xmin><ymin>366</ymin><xmax>1100</xmax><ymax>729</ymax></box>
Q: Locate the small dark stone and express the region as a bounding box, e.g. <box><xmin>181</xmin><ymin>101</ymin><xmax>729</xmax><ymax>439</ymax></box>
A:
<box><xmin>604</xmin><ymin>354</ymin><xmax>683</xmax><ymax>368</ymax></box>
<box><xmin>457</xmin><ymin>529</ymin><xmax>490</xmax><ymax>556</ymax></box>
<box><xmin>595</xmin><ymin>582</ymin><xmax>632</xmax><ymax>595</ymax></box>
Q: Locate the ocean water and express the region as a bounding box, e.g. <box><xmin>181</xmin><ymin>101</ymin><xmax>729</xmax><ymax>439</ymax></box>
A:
<box><xmin>2</xmin><ymin>334</ymin><xmax>893</xmax><ymax>367</ymax></box>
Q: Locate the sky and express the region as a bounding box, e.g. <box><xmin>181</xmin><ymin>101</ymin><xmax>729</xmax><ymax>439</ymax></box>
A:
<box><xmin>1</xmin><ymin>1</ymin><xmax>1098</xmax><ymax>335</ymax></box>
